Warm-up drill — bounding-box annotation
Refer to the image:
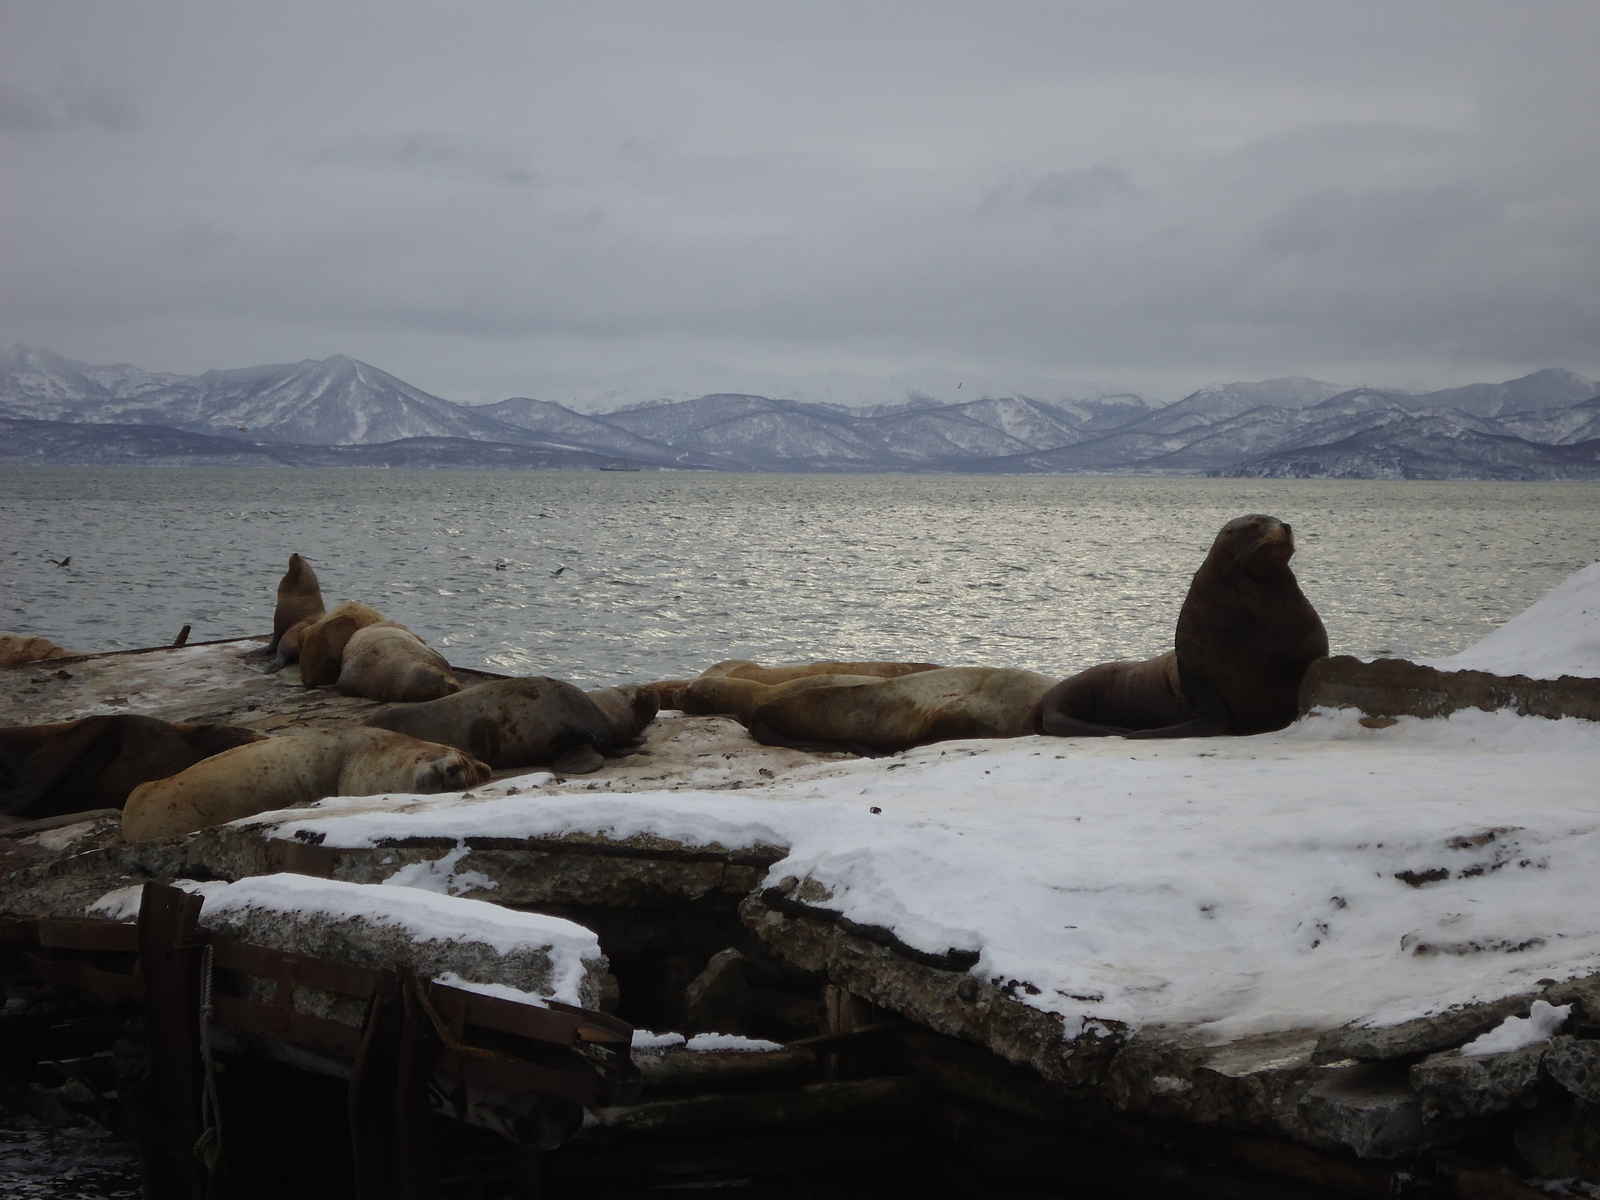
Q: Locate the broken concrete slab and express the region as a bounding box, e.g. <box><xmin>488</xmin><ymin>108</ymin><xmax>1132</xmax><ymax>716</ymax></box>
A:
<box><xmin>1300</xmin><ymin>655</ymin><xmax>1600</xmax><ymax>724</ymax></box>
<box><xmin>1410</xmin><ymin>1044</ymin><xmax>1547</xmax><ymax>1121</ymax></box>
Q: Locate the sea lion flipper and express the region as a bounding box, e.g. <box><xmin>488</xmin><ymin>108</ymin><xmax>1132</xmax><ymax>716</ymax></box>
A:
<box><xmin>551</xmin><ymin>744</ymin><xmax>605</xmax><ymax>774</ymax></box>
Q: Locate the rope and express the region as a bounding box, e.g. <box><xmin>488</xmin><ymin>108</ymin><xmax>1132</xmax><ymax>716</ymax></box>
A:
<box><xmin>194</xmin><ymin>943</ymin><xmax>224</xmax><ymax>1174</ymax></box>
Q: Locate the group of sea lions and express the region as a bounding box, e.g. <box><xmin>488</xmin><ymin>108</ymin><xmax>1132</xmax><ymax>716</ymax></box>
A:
<box><xmin>654</xmin><ymin>514</ymin><xmax>1328</xmax><ymax>752</ymax></box>
<box><xmin>2</xmin><ymin>514</ymin><xmax>1328</xmax><ymax>844</ymax></box>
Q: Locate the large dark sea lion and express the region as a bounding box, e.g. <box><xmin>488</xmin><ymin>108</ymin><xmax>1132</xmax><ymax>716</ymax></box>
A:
<box><xmin>122</xmin><ymin>728</ymin><xmax>490</xmax><ymax>842</ymax></box>
<box><xmin>0</xmin><ymin>716</ymin><xmax>266</xmax><ymax>821</ymax></box>
<box><xmin>364</xmin><ymin>678</ymin><xmax>657</xmax><ymax>774</ymax></box>
<box><xmin>747</xmin><ymin>666</ymin><xmax>1056</xmax><ymax>755</ymax></box>
<box><xmin>336</xmin><ymin>623</ymin><xmax>459</xmax><ymax>703</ymax></box>
<box><xmin>298</xmin><ymin>602</ymin><xmax>387</xmax><ymax>686</ymax></box>
<box><xmin>1032</xmin><ymin>514</ymin><xmax>1328</xmax><ymax>738</ymax></box>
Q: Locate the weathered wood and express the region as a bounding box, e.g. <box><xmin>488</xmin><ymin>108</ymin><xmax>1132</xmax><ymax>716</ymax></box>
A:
<box><xmin>637</xmin><ymin>1045</ymin><xmax>818</xmax><ymax>1096</ymax></box>
<box><xmin>590</xmin><ymin>1076</ymin><xmax>935</xmax><ymax>1135</ymax></box>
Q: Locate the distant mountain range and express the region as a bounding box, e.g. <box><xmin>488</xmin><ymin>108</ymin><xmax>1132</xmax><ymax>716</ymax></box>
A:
<box><xmin>3</xmin><ymin>344</ymin><xmax>1597</xmax><ymax>478</ymax></box>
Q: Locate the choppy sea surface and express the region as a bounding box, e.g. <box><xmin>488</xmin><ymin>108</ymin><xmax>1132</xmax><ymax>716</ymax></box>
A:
<box><xmin>3</xmin><ymin>469</ymin><xmax>1599</xmax><ymax>687</ymax></box>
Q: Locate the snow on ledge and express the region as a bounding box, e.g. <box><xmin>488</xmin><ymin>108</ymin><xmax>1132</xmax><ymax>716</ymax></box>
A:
<box><xmin>230</xmin><ymin>706</ymin><xmax>1600</xmax><ymax>1045</ymax></box>
<box><xmin>1428</xmin><ymin>561</ymin><xmax>1600</xmax><ymax>680</ymax></box>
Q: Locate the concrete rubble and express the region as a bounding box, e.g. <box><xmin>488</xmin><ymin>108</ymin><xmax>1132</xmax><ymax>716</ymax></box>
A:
<box><xmin>4</xmin><ymin>638</ymin><xmax>1600</xmax><ymax>1197</ymax></box>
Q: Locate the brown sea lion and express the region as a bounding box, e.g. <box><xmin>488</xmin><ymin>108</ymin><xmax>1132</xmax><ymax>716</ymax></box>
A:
<box><xmin>336</xmin><ymin>623</ymin><xmax>459</xmax><ymax>703</ymax></box>
<box><xmin>0</xmin><ymin>633</ymin><xmax>74</xmax><ymax>666</ymax></box>
<box><xmin>1031</xmin><ymin>514</ymin><xmax>1328</xmax><ymax>738</ymax></box>
<box><xmin>298</xmin><ymin>602</ymin><xmax>386</xmax><ymax>686</ymax></box>
<box><xmin>364</xmin><ymin>678</ymin><xmax>657</xmax><ymax>774</ymax></box>
<box><xmin>122</xmin><ymin>727</ymin><xmax>490</xmax><ymax>842</ymax></box>
<box><xmin>0</xmin><ymin>715</ymin><xmax>266</xmax><ymax>821</ymax></box>
<box><xmin>747</xmin><ymin>666</ymin><xmax>1056</xmax><ymax>755</ymax></box>
<box><xmin>681</xmin><ymin>673</ymin><xmax>882</xmax><ymax>724</ymax></box>
<box><xmin>271</xmin><ymin>554</ymin><xmax>325</xmax><ymax>650</ymax></box>
<box><xmin>699</xmin><ymin>659</ymin><xmax>944</xmax><ymax>684</ymax></box>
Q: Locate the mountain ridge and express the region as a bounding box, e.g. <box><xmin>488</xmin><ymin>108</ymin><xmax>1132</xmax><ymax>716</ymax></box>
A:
<box><xmin>2</xmin><ymin>344</ymin><xmax>1596</xmax><ymax>478</ymax></box>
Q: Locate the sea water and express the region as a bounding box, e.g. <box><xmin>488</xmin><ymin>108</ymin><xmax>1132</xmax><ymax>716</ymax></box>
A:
<box><xmin>3</xmin><ymin>469</ymin><xmax>1599</xmax><ymax>687</ymax></box>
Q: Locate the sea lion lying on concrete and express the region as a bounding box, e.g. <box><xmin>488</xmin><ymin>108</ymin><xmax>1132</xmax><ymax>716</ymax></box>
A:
<box><xmin>1031</xmin><ymin>514</ymin><xmax>1328</xmax><ymax>738</ymax></box>
<box><xmin>122</xmin><ymin>727</ymin><xmax>490</xmax><ymax>842</ymax></box>
<box><xmin>363</xmin><ymin>678</ymin><xmax>658</xmax><ymax>774</ymax></box>
<box><xmin>0</xmin><ymin>633</ymin><xmax>74</xmax><ymax>666</ymax></box>
<box><xmin>336</xmin><ymin>623</ymin><xmax>459</xmax><ymax>703</ymax></box>
<box><xmin>746</xmin><ymin>666</ymin><xmax>1057</xmax><ymax>755</ymax></box>
<box><xmin>0</xmin><ymin>715</ymin><xmax>266</xmax><ymax>821</ymax></box>
<box><xmin>298</xmin><ymin>602</ymin><xmax>387</xmax><ymax>686</ymax></box>
<box><xmin>680</xmin><ymin>673</ymin><xmax>882</xmax><ymax>724</ymax></box>
<box><xmin>699</xmin><ymin>659</ymin><xmax>945</xmax><ymax>684</ymax></box>
<box><xmin>651</xmin><ymin>658</ymin><xmax>944</xmax><ymax>711</ymax></box>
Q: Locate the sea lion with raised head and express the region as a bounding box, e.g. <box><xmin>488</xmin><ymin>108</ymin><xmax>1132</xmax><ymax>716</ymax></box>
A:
<box><xmin>121</xmin><ymin>727</ymin><xmax>490</xmax><ymax>842</ymax></box>
<box><xmin>746</xmin><ymin>666</ymin><xmax>1056</xmax><ymax>755</ymax></box>
<box><xmin>336</xmin><ymin>623</ymin><xmax>459</xmax><ymax>703</ymax></box>
<box><xmin>298</xmin><ymin>602</ymin><xmax>387</xmax><ymax>686</ymax></box>
<box><xmin>364</xmin><ymin>678</ymin><xmax>657</xmax><ymax>774</ymax></box>
<box><xmin>0</xmin><ymin>716</ymin><xmax>266</xmax><ymax>821</ymax></box>
<box><xmin>1031</xmin><ymin>514</ymin><xmax>1328</xmax><ymax>738</ymax></box>
<box><xmin>271</xmin><ymin>554</ymin><xmax>324</xmax><ymax>650</ymax></box>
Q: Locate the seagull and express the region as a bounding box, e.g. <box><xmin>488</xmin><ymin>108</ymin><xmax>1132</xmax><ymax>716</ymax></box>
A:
<box><xmin>550</xmin><ymin>566</ymin><xmax>565</xmax><ymax>577</ymax></box>
<box><xmin>48</xmin><ymin>556</ymin><xmax>71</xmax><ymax>568</ymax></box>
<box><xmin>494</xmin><ymin>560</ymin><xmax>508</xmax><ymax>571</ymax></box>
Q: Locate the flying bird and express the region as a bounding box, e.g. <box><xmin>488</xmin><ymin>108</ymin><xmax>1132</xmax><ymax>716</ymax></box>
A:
<box><xmin>48</xmin><ymin>556</ymin><xmax>71</xmax><ymax>568</ymax></box>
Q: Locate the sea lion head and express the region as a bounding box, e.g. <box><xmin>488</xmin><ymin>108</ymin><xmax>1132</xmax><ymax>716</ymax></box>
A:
<box><xmin>1210</xmin><ymin>514</ymin><xmax>1296</xmax><ymax>579</ymax></box>
<box><xmin>413</xmin><ymin>747</ymin><xmax>491</xmax><ymax>793</ymax></box>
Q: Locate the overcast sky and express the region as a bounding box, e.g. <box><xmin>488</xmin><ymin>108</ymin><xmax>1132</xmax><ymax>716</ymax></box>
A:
<box><xmin>3</xmin><ymin>1</ymin><xmax>1598</xmax><ymax>402</ymax></box>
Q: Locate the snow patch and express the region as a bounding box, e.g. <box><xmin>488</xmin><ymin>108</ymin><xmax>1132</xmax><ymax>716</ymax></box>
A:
<box><xmin>1460</xmin><ymin>1000</ymin><xmax>1571</xmax><ymax>1056</ymax></box>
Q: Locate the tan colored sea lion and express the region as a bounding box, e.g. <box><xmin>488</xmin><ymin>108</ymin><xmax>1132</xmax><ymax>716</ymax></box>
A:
<box><xmin>0</xmin><ymin>633</ymin><xmax>74</xmax><ymax>666</ymax></box>
<box><xmin>271</xmin><ymin>554</ymin><xmax>324</xmax><ymax>650</ymax></box>
<box><xmin>336</xmin><ymin>623</ymin><xmax>459</xmax><ymax>703</ymax></box>
<box><xmin>681</xmin><ymin>673</ymin><xmax>882</xmax><ymax>724</ymax></box>
<box><xmin>298</xmin><ymin>602</ymin><xmax>387</xmax><ymax>686</ymax></box>
<box><xmin>121</xmin><ymin>727</ymin><xmax>490</xmax><ymax>842</ymax></box>
<box><xmin>746</xmin><ymin>666</ymin><xmax>1056</xmax><ymax>755</ymax></box>
<box><xmin>1031</xmin><ymin>514</ymin><xmax>1328</xmax><ymax>738</ymax></box>
<box><xmin>699</xmin><ymin>659</ymin><xmax>944</xmax><ymax>684</ymax></box>
<box><xmin>0</xmin><ymin>716</ymin><xmax>266</xmax><ymax>821</ymax></box>
<box><xmin>364</xmin><ymin>678</ymin><xmax>658</xmax><ymax>774</ymax></box>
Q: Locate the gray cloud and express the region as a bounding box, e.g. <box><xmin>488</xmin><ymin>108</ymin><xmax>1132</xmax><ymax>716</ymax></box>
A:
<box><xmin>1</xmin><ymin>1</ymin><xmax>1597</xmax><ymax>400</ymax></box>
<box><xmin>296</xmin><ymin>132</ymin><xmax>536</xmax><ymax>186</ymax></box>
<box><xmin>0</xmin><ymin>70</ymin><xmax>138</xmax><ymax>134</ymax></box>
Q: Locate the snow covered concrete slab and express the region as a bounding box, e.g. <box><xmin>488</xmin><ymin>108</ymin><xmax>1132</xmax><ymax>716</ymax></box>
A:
<box><xmin>229</xmin><ymin>707</ymin><xmax>1600</xmax><ymax>1048</ymax></box>
<box><xmin>89</xmin><ymin>872</ymin><xmax>606</xmax><ymax>1009</ymax></box>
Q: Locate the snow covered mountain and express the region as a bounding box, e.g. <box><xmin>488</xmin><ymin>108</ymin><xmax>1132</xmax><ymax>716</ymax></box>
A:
<box><xmin>2</xmin><ymin>345</ymin><xmax>1596</xmax><ymax>477</ymax></box>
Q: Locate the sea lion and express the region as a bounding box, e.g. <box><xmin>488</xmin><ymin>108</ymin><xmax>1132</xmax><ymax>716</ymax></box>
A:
<box><xmin>121</xmin><ymin>727</ymin><xmax>490</xmax><ymax>842</ymax></box>
<box><xmin>681</xmin><ymin>673</ymin><xmax>882</xmax><ymax>724</ymax></box>
<box><xmin>698</xmin><ymin>659</ymin><xmax>944</xmax><ymax>684</ymax></box>
<box><xmin>266</xmin><ymin>611</ymin><xmax>320</xmax><ymax>673</ymax></box>
<box><xmin>336</xmin><ymin>623</ymin><xmax>459</xmax><ymax>703</ymax></box>
<box><xmin>298</xmin><ymin>602</ymin><xmax>387</xmax><ymax>686</ymax></box>
<box><xmin>0</xmin><ymin>716</ymin><xmax>266</xmax><ymax>820</ymax></box>
<box><xmin>0</xmin><ymin>633</ymin><xmax>74</xmax><ymax>666</ymax></box>
<box><xmin>363</xmin><ymin>678</ymin><xmax>657</xmax><ymax>774</ymax></box>
<box><xmin>746</xmin><ymin>666</ymin><xmax>1056</xmax><ymax>755</ymax></box>
<box><xmin>1031</xmin><ymin>514</ymin><xmax>1328</xmax><ymax>738</ymax></box>
<box><xmin>270</xmin><ymin>554</ymin><xmax>325</xmax><ymax>651</ymax></box>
